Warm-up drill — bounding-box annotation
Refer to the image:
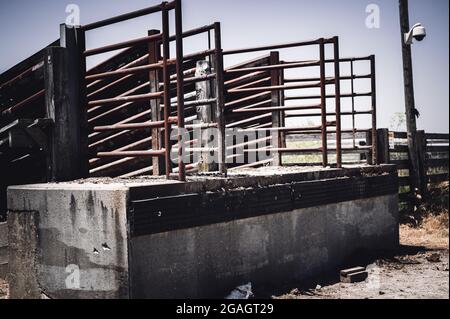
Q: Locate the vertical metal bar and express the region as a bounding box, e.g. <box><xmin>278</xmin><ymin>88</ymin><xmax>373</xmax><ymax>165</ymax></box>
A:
<box><xmin>279</xmin><ymin>65</ymin><xmax>287</xmax><ymax>149</ymax></box>
<box><xmin>208</xmin><ymin>29</ymin><xmax>212</xmax><ymax>51</ymax></box>
<box><xmin>213</xmin><ymin>22</ymin><xmax>227</xmax><ymax>175</ymax></box>
<box><xmin>162</xmin><ymin>5</ymin><xmax>172</xmax><ymax>178</ymax></box>
<box><xmin>148</xmin><ymin>29</ymin><xmax>162</xmax><ymax>175</ymax></box>
<box><xmin>333</xmin><ymin>36</ymin><xmax>342</xmax><ymax>168</ymax></box>
<box><xmin>319</xmin><ymin>38</ymin><xmax>328</xmax><ymax>167</ymax></box>
<box><xmin>370</xmin><ymin>55</ymin><xmax>378</xmax><ymax>165</ymax></box>
<box><xmin>350</xmin><ymin>60</ymin><xmax>356</xmax><ymax>149</ymax></box>
<box><xmin>175</xmin><ymin>0</ymin><xmax>186</xmax><ymax>181</ymax></box>
<box><xmin>270</xmin><ymin>51</ymin><xmax>281</xmax><ymax>166</ymax></box>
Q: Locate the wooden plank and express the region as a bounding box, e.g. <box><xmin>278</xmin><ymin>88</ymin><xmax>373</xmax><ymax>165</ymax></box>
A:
<box><xmin>393</xmin><ymin>131</ymin><xmax>407</xmax><ymax>139</ymax></box>
<box><xmin>148</xmin><ymin>29</ymin><xmax>163</xmax><ymax>176</ymax></box>
<box><xmin>425</xmin><ymin>133</ymin><xmax>449</xmax><ymax>140</ymax></box>
<box><xmin>196</xmin><ymin>60</ymin><xmax>216</xmax><ymax>172</ymax></box>
<box><xmin>399</xmin><ymin>176</ymin><xmax>410</xmax><ymax>187</ymax></box>
<box><xmin>427</xmin><ymin>173</ymin><xmax>449</xmax><ymax>184</ymax></box>
<box><xmin>0</xmin><ymin>222</ymin><xmax>7</xmax><ymax>247</ymax></box>
<box><xmin>427</xmin><ymin>158</ymin><xmax>449</xmax><ymax>169</ymax></box>
<box><xmin>0</xmin><ymin>40</ymin><xmax>58</xmax><ymax>86</ymax></box>
<box><xmin>45</xmin><ymin>45</ymin><xmax>83</xmax><ymax>181</ymax></box>
<box><xmin>390</xmin><ymin>159</ymin><xmax>410</xmax><ymax>170</ymax></box>
<box><xmin>416</xmin><ymin>130</ymin><xmax>427</xmax><ymax>195</ymax></box>
<box><xmin>0</xmin><ymin>119</ymin><xmax>28</xmax><ymax>135</ymax></box>
<box><xmin>49</xmin><ymin>25</ymin><xmax>89</xmax><ymax>181</ymax></box>
<box><xmin>393</xmin><ymin>145</ymin><xmax>409</xmax><ymax>152</ymax></box>
<box><xmin>377</xmin><ymin>128</ymin><xmax>390</xmax><ymax>164</ymax></box>
<box><xmin>399</xmin><ymin>191</ymin><xmax>412</xmax><ymax>203</ymax></box>
<box><xmin>427</xmin><ymin>145</ymin><xmax>449</xmax><ymax>153</ymax></box>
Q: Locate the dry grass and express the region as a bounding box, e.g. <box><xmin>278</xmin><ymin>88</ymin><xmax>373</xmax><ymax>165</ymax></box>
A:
<box><xmin>400</xmin><ymin>213</ymin><xmax>449</xmax><ymax>249</ymax></box>
<box><xmin>400</xmin><ymin>181</ymin><xmax>449</xmax><ymax>249</ymax></box>
<box><xmin>0</xmin><ymin>279</ymin><xmax>8</xmax><ymax>299</ymax></box>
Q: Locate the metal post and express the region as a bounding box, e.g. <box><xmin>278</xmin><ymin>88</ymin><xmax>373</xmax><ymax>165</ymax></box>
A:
<box><xmin>270</xmin><ymin>51</ymin><xmax>281</xmax><ymax>166</ymax></box>
<box><xmin>370</xmin><ymin>55</ymin><xmax>378</xmax><ymax>165</ymax></box>
<box><xmin>333</xmin><ymin>36</ymin><xmax>342</xmax><ymax>168</ymax></box>
<box><xmin>213</xmin><ymin>22</ymin><xmax>227</xmax><ymax>175</ymax></box>
<box><xmin>148</xmin><ymin>29</ymin><xmax>162</xmax><ymax>176</ymax></box>
<box><xmin>279</xmin><ymin>67</ymin><xmax>287</xmax><ymax>149</ymax></box>
<box><xmin>161</xmin><ymin>5</ymin><xmax>172</xmax><ymax>178</ymax></box>
<box><xmin>175</xmin><ymin>0</ymin><xmax>186</xmax><ymax>181</ymax></box>
<box><xmin>350</xmin><ymin>60</ymin><xmax>356</xmax><ymax>149</ymax></box>
<box><xmin>399</xmin><ymin>0</ymin><xmax>422</xmax><ymax>194</ymax></box>
<box><xmin>319</xmin><ymin>38</ymin><xmax>328</xmax><ymax>167</ymax></box>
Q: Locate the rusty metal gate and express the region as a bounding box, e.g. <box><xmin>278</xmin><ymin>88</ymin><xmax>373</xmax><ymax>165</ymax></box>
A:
<box><xmin>0</xmin><ymin>0</ymin><xmax>382</xmax><ymax>221</ymax></box>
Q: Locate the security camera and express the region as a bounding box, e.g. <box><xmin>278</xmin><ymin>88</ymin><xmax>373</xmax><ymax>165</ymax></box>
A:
<box><xmin>404</xmin><ymin>23</ymin><xmax>426</xmax><ymax>45</ymax></box>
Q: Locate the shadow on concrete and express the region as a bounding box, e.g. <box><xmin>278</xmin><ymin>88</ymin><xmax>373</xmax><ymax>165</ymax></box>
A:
<box><xmin>255</xmin><ymin>244</ymin><xmax>442</xmax><ymax>298</ymax></box>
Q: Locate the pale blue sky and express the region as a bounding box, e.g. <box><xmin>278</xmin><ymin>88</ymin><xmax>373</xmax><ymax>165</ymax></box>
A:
<box><xmin>0</xmin><ymin>0</ymin><xmax>448</xmax><ymax>133</ymax></box>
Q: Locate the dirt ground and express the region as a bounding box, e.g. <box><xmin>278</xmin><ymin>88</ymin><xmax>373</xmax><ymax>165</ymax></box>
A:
<box><xmin>271</xmin><ymin>183</ymin><xmax>449</xmax><ymax>300</ymax></box>
<box><xmin>0</xmin><ymin>278</ymin><xmax>7</xmax><ymax>299</ymax></box>
<box><xmin>272</xmin><ymin>212</ymin><xmax>449</xmax><ymax>300</ymax></box>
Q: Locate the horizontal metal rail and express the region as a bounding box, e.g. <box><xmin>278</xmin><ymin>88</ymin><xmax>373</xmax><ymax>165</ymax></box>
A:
<box><xmin>224</xmin><ymin>71</ymin><xmax>267</xmax><ymax>87</ymax></box>
<box><xmin>86</xmin><ymin>61</ymin><xmax>166</xmax><ymax>81</ymax></box>
<box><xmin>236</xmin><ymin>123</ymin><xmax>336</xmax><ymax>133</ymax></box>
<box><xmin>93</xmin><ymin>118</ymin><xmax>177</xmax><ymax>132</ymax></box>
<box><xmin>81</xmin><ymin>2</ymin><xmax>175</xmax><ymax>31</ymax></box>
<box><xmin>84</xmin><ymin>33</ymin><xmax>163</xmax><ymax>57</ymax></box>
<box><xmin>223</xmin><ymin>38</ymin><xmax>334</xmax><ymax>55</ymax></box>
<box><xmin>244</xmin><ymin>146</ymin><xmax>372</xmax><ymax>153</ymax></box>
<box><xmin>283</xmin><ymin>74</ymin><xmax>371</xmax><ymax>83</ymax></box>
<box><xmin>168</xmin><ymin>24</ymin><xmax>216</xmax><ymax>41</ymax></box>
<box><xmin>228</xmin><ymin>81</ymin><xmax>327</xmax><ymax>93</ymax></box>
<box><xmin>1</xmin><ymin>89</ymin><xmax>45</xmax><ymax>116</ymax></box>
<box><xmin>285</xmin><ymin>92</ymin><xmax>372</xmax><ymax>101</ymax></box>
<box><xmin>232</xmin><ymin>104</ymin><xmax>322</xmax><ymax>113</ymax></box>
<box><xmin>284</xmin><ymin>110</ymin><xmax>373</xmax><ymax>118</ymax></box>
<box><xmin>225</xmin><ymin>60</ymin><xmax>320</xmax><ymax>74</ymax></box>
<box><xmin>97</xmin><ymin>150</ymin><xmax>166</xmax><ymax>157</ymax></box>
<box><xmin>0</xmin><ymin>61</ymin><xmax>44</xmax><ymax>91</ymax></box>
<box><xmin>88</xmin><ymin>91</ymin><xmax>164</xmax><ymax>107</ymax></box>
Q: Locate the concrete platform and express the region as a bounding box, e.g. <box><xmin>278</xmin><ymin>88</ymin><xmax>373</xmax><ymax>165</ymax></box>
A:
<box><xmin>6</xmin><ymin>165</ymin><xmax>399</xmax><ymax>298</ymax></box>
<box><xmin>0</xmin><ymin>222</ymin><xmax>7</xmax><ymax>279</ymax></box>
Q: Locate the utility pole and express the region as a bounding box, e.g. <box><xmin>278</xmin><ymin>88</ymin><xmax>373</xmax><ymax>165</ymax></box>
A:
<box><xmin>399</xmin><ymin>0</ymin><xmax>423</xmax><ymax>196</ymax></box>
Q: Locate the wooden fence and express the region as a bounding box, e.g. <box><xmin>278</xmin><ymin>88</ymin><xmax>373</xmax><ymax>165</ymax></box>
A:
<box><xmin>377</xmin><ymin>129</ymin><xmax>449</xmax><ymax>214</ymax></box>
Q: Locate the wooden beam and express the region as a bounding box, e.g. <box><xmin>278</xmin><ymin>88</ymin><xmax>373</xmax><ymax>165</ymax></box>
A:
<box><xmin>148</xmin><ymin>29</ymin><xmax>163</xmax><ymax>176</ymax></box>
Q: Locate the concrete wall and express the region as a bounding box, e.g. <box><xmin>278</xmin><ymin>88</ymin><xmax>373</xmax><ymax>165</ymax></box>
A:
<box><xmin>131</xmin><ymin>195</ymin><xmax>399</xmax><ymax>298</ymax></box>
<box><xmin>7</xmin><ymin>184</ymin><xmax>130</xmax><ymax>299</ymax></box>
<box><xmin>6</xmin><ymin>166</ymin><xmax>399</xmax><ymax>299</ymax></box>
<box><xmin>0</xmin><ymin>222</ymin><xmax>7</xmax><ymax>279</ymax></box>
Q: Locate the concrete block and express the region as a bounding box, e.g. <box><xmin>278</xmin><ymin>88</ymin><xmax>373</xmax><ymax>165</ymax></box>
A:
<box><xmin>0</xmin><ymin>247</ymin><xmax>7</xmax><ymax>264</ymax></box>
<box><xmin>340</xmin><ymin>267</ymin><xmax>368</xmax><ymax>283</ymax></box>
<box><xmin>6</xmin><ymin>167</ymin><xmax>399</xmax><ymax>299</ymax></box>
<box><xmin>0</xmin><ymin>263</ymin><xmax>7</xmax><ymax>280</ymax></box>
<box><xmin>0</xmin><ymin>222</ymin><xmax>7</xmax><ymax>247</ymax></box>
<box><xmin>7</xmin><ymin>184</ymin><xmax>130</xmax><ymax>299</ymax></box>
